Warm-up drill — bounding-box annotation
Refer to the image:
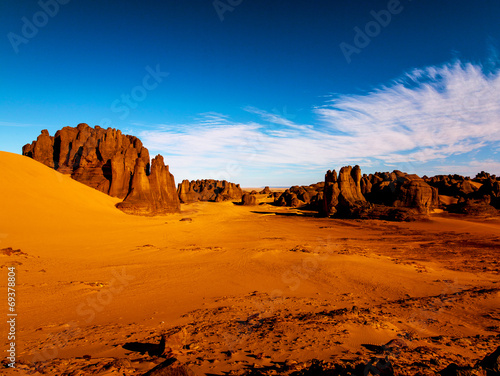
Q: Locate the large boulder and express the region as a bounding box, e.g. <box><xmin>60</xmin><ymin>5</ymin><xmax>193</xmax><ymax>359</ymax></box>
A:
<box><xmin>393</xmin><ymin>174</ymin><xmax>439</xmax><ymax>213</ymax></box>
<box><xmin>241</xmin><ymin>193</ymin><xmax>257</xmax><ymax>206</ymax></box>
<box><xmin>177</xmin><ymin>179</ymin><xmax>242</xmax><ymax>203</ymax></box>
<box><xmin>23</xmin><ymin>124</ymin><xmax>180</xmax><ymax>215</ymax></box>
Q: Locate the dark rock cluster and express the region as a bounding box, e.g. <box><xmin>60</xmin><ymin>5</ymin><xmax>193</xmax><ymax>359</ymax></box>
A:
<box><xmin>273</xmin><ymin>165</ymin><xmax>500</xmax><ymax>221</ymax></box>
<box><xmin>425</xmin><ymin>171</ymin><xmax>500</xmax><ymax>215</ymax></box>
<box><xmin>23</xmin><ymin>124</ymin><xmax>180</xmax><ymax>215</ymax></box>
<box><xmin>274</xmin><ymin>183</ymin><xmax>324</xmax><ymax>209</ymax></box>
<box><xmin>260</xmin><ymin>186</ymin><xmax>272</xmax><ymax>195</ymax></box>
<box><xmin>275</xmin><ymin>165</ymin><xmax>440</xmax><ymax>220</ymax></box>
<box><xmin>177</xmin><ymin>179</ymin><xmax>243</xmax><ymax>203</ymax></box>
<box><xmin>275</xmin><ymin>164</ymin><xmax>500</xmax><ymax>220</ymax></box>
<box><xmin>361</xmin><ymin>170</ymin><xmax>439</xmax><ymax>213</ymax></box>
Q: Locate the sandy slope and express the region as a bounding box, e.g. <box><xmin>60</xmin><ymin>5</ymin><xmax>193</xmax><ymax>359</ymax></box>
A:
<box><xmin>1</xmin><ymin>151</ymin><xmax>499</xmax><ymax>375</ymax></box>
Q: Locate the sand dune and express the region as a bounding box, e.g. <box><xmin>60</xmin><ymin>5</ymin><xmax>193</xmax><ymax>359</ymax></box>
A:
<box><xmin>1</xmin><ymin>152</ymin><xmax>499</xmax><ymax>375</ymax></box>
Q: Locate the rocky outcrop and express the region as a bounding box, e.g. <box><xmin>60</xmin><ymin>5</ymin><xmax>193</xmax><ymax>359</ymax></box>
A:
<box><xmin>425</xmin><ymin>174</ymin><xmax>478</xmax><ymax>198</ymax></box>
<box><xmin>393</xmin><ymin>174</ymin><xmax>439</xmax><ymax>212</ymax></box>
<box><xmin>322</xmin><ymin>165</ymin><xmax>370</xmax><ymax>217</ymax></box>
<box><xmin>274</xmin><ymin>166</ymin><xmax>457</xmax><ymax>219</ymax></box>
<box><xmin>22</xmin><ymin>129</ymin><xmax>55</xmax><ymax>168</ymax></box>
<box><xmin>316</xmin><ymin>166</ymin><xmax>439</xmax><ymax>219</ymax></box>
<box><xmin>177</xmin><ymin>179</ymin><xmax>242</xmax><ymax>203</ymax></box>
<box><xmin>241</xmin><ymin>193</ymin><xmax>257</xmax><ymax>206</ymax></box>
<box><xmin>23</xmin><ymin>124</ymin><xmax>180</xmax><ymax>215</ymax></box>
<box><xmin>361</xmin><ymin>170</ymin><xmax>438</xmax><ymax>213</ymax></box>
<box><xmin>116</xmin><ymin>155</ymin><xmax>180</xmax><ymax>215</ymax></box>
<box><xmin>260</xmin><ymin>186</ymin><xmax>272</xmax><ymax>195</ymax></box>
<box><xmin>276</xmin><ymin>190</ymin><xmax>301</xmax><ymax>207</ymax></box>
<box><xmin>425</xmin><ymin>172</ymin><xmax>500</xmax><ymax>212</ymax></box>
<box><xmin>474</xmin><ymin>174</ymin><xmax>500</xmax><ymax>210</ymax></box>
<box><xmin>274</xmin><ymin>183</ymin><xmax>324</xmax><ymax>209</ymax></box>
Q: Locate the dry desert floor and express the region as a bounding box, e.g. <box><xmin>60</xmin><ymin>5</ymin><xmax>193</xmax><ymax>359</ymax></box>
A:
<box><xmin>1</xmin><ymin>151</ymin><xmax>499</xmax><ymax>375</ymax></box>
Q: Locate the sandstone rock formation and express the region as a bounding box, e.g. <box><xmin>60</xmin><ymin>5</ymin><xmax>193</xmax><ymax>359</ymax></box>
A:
<box><xmin>241</xmin><ymin>192</ymin><xmax>257</xmax><ymax>206</ymax></box>
<box><xmin>425</xmin><ymin>172</ymin><xmax>500</xmax><ymax>213</ymax></box>
<box><xmin>361</xmin><ymin>170</ymin><xmax>439</xmax><ymax>213</ymax></box>
<box><xmin>177</xmin><ymin>179</ymin><xmax>242</xmax><ymax>203</ymax></box>
<box><xmin>274</xmin><ymin>166</ymin><xmax>461</xmax><ymax>219</ymax></box>
<box><xmin>392</xmin><ymin>174</ymin><xmax>439</xmax><ymax>212</ymax></box>
<box><xmin>425</xmin><ymin>174</ymin><xmax>478</xmax><ymax>198</ymax></box>
<box><xmin>274</xmin><ymin>183</ymin><xmax>324</xmax><ymax>209</ymax></box>
<box><xmin>260</xmin><ymin>186</ymin><xmax>272</xmax><ymax>195</ymax></box>
<box><xmin>477</xmin><ymin>177</ymin><xmax>500</xmax><ymax>209</ymax></box>
<box><xmin>322</xmin><ymin>165</ymin><xmax>370</xmax><ymax>217</ymax></box>
<box><xmin>23</xmin><ymin>124</ymin><xmax>180</xmax><ymax>215</ymax></box>
<box><xmin>116</xmin><ymin>155</ymin><xmax>180</xmax><ymax>215</ymax></box>
<box><xmin>23</xmin><ymin>129</ymin><xmax>55</xmax><ymax>168</ymax></box>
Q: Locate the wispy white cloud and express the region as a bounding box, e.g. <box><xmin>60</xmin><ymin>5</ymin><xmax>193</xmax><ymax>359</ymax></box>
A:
<box><xmin>435</xmin><ymin>159</ymin><xmax>500</xmax><ymax>177</ymax></box>
<box><xmin>139</xmin><ymin>60</ymin><xmax>500</xmax><ymax>185</ymax></box>
<box><xmin>243</xmin><ymin>106</ymin><xmax>313</xmax><ymax>131</ymax></box>
<box><xmin>316</xmin><ymin>61</ymin><xmax>500</xmax><ymax>162</ymax></box>
<box><xmin>0</xmin><ymin>121</ymin><xmax>44</xmax><ymax>127</ymax></box>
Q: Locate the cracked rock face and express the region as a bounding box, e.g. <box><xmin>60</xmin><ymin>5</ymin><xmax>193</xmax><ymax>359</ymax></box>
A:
<box><xmin>23</xmin><ymin>124</ymin><xmax>180</xmax><ymax>215</ymax></box>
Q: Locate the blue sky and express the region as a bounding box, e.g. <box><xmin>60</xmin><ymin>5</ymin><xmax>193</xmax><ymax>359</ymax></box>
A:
<box><xmin>1</xmin><ymin>0</ymin><xmax>499</xmax><ymax>186</ymax></box>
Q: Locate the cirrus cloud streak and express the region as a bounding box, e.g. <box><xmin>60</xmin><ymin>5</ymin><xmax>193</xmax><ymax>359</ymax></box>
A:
<box><xmin>140</xmin><ymin>60</ymin><xmax>500</xmax><ymax>185</ymax></box>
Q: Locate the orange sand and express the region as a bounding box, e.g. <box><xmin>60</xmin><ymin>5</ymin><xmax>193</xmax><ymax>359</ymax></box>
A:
<box><xmin>0</xmin><ymin>151</ymin><xmax>499</xmax><ymax>375</ymax></box>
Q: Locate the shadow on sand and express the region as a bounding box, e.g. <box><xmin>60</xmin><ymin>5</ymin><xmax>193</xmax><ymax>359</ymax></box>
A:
<box><xmin>250</xmin><ymin>210</ymin><xmax>318</xmax><ymax>217</ymax></box>
<box><xmin>122</xmin><ymin>335</ymin><xmax>166</xmax><ymax>357</ymax></box>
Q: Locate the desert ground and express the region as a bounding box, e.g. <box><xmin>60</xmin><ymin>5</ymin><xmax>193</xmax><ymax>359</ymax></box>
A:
<box><xmin>1</xmin><ymin>151</ymin><xmax>499</xmax><ymax>375</ymax></box>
